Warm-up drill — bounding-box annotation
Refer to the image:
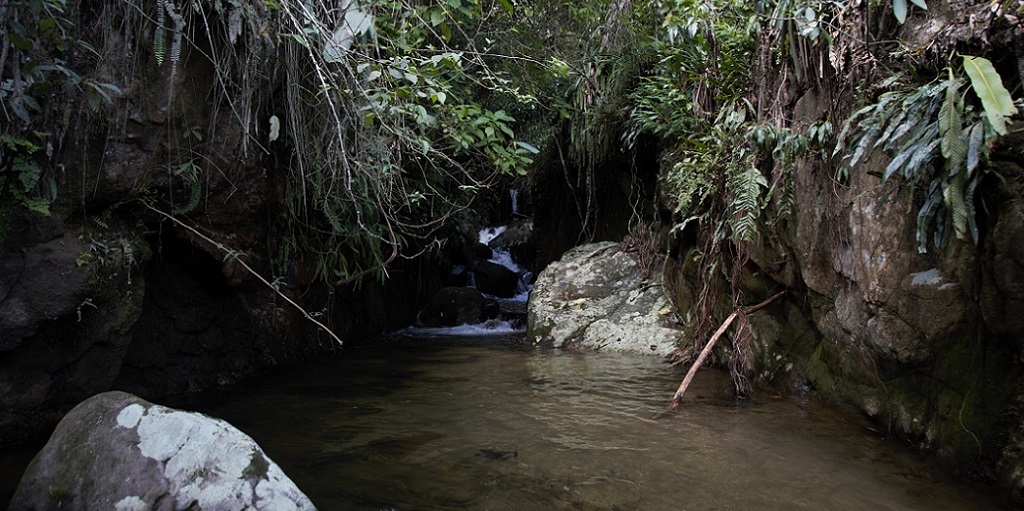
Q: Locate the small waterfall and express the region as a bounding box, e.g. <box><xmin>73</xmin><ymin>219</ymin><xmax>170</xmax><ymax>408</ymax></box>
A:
<box><xmin>510</xmin><ymin>189</ymin><xmax>520</xmax><ymax>215</ymax></box>
<box><xmin>413</xmin><ymin>205</ymin><xmax>533</xmax><ymax>335</ymax></box>
<box><xmin>478</xmin><ymin>226</ymin><xmax>530</xmax><ymax>300</ymax></box>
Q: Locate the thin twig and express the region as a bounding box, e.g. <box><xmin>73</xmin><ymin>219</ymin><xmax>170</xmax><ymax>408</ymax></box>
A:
<box><xmin>144</xmin><ymin>203</ymin><xmax>344</xmax><ymax>347</ymax></box>
<box><xmin>654</xmin><ymin>290</ymin><xmax>786</xmax><ymax>418</ymax></box>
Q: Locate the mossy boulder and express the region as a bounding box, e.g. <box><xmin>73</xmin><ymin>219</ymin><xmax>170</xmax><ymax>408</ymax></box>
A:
<box><xmin>10</xmin><ymin>391</ymin><xmax>316</xmax><ymax>511</ymax></box>
<box><xmin>527</xmin><ymin>242</ymin><xmax>681</xmax><ymax>356</ymax></box>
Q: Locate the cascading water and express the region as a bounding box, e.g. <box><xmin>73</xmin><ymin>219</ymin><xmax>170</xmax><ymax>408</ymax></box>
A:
<box><xmin>510</xmin><ymin>188</ymin><xmax>520</xmax><ymax>216</ymax></box>
<box><xmin>408</xmin><ymin>203</ymin><xmax>534</xmax><ymax>336</ymax></box>
<box><xmin>477</xmin><ymin>225</ymin><xmax>532</xmax><ymax>301</ymax></box>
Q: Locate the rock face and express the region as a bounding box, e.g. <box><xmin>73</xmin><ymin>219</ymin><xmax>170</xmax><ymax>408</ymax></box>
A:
<box><xmin>10</xmin><ymin>391</ymin><xmax>316</xmax><ymax>511</ymax></box>
<box><xmin>527</xmin><ymin>242</ymin><xmax>680</xmax><ymax>357</ymax></box>
<box><xmin>660</xmin><ymin>89</ymin><xmax>1024</xmax><ymax>489</ymax></box>
<box><xmin>0</xmin><ymin>215</ymin><xmax>147</xmax><ymax>444</ymax></box>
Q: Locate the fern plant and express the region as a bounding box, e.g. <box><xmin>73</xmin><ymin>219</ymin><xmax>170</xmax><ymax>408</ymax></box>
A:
<box><xmin>834</xmin><ymin>55</ymin><xmax>1017</xmax><ymax>252</ymax></box>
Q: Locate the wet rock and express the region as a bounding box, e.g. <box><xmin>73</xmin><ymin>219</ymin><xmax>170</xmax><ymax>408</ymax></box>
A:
<box><xmin>473</xmin><ymin>242</ymin><xmax>494</xmax><ymax>261</ymax></box>
<box><xmin>0</xmin><ymin>217</ymin><xmax>148</xmax><ymax>444</ymax></box>
<box><xmin>10</xmin><ymin>391</ymin><xmax>316</xmax><ymax>511</ymax></box>
<box><xmin>419</xmin><ymin>287</ymin><xmax>486</xmax><ymax>327</ymax></box>
<box><xmin>527</xmin><ymin>242</ymin><xmax>680</xmax><ymax>357</ymax></box>
<box><xmin>474</xmin><ymin>260</ymin><xmax>519</xmax><ymax>298</ymax></box>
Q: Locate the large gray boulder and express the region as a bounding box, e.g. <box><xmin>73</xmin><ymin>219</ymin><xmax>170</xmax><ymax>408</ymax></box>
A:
<box><xmin>527</xmin><ymin>242</ymin><xmax>680</xmax><ymax>357</ymax></box>
<box><xmin>10</xmin><ymin>391</ymin><xmax>316</xmax><ymax>511</ymax></box>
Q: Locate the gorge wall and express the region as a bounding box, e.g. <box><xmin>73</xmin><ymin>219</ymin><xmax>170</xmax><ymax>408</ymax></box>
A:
<box><xmin>525</xmin><ymin>0</ymin><xmax>1024</xmax><ymax>496</ymax></box>
<box><xmin>0</xmin><ymin>34</ymin><xmax>444</xmax><ymax>444</ymax></box>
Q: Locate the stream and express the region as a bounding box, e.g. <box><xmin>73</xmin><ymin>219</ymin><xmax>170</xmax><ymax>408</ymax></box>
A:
<box><xmin>160</xmin><ymin>332</ymin><xmax>1009</xmax><ymax>510</ymax></box>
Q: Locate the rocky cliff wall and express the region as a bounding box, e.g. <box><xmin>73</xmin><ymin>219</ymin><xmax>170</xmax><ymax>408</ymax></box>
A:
<box><xmin>0</xmin><ymin>35</ymin><xmax>443</xmax><ymax>445</ymax></box>
<box><xmin>663</xmin><ymin>4</ymin><xmax>1024</xmax><ymax>494</ymax></box>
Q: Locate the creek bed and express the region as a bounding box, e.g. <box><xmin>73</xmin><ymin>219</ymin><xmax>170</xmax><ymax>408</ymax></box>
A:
<box><xmin>178</xmin><ymin>333</ymin><xmax>1010</xmax><ymax>510</ymax></box>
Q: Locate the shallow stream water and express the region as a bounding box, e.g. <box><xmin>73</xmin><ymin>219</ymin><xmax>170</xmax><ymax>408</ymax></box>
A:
<box><xmin>172</xmin><ymin>332</ymin><xmax>1011</xmax><ymax>510</ymax></box>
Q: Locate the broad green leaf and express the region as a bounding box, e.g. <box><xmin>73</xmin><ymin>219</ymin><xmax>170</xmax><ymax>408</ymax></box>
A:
<box><xmin>497</xmin><ymin>0</ymin><xmax>513</xmax><ymax>12</ymax></box>
<box><xmin>966</xmin><ymin>122</ymin><xmax>984</xmax><ymax>175</ymax></box>
<box><xmin>916</xmin><ymin>183</ymin><xmax>943</xmax><ymax>252</ymax></box>
<box><xmin>893</xmin><ymin>0</ymin><xmax>907</xmax><ymax>23</ymax></box>
<box><xmin>965</xmin><ymin>176</ymin><xmax>980</xmax><ymax>243</ymax></box>
<box><xmin>963</xmin><ymin>56</ymin><xmax>1017</xmax><ymax>135</ymax></box>
<box><xmin>883</xmin><ymin>146</ymin><xmax>914</xmax><ymax>182</ymax></box>
<box><xmin>939</xmin><ymin>83</ymin><xmax>966</xmax><ymax>173</ymax></box>
<box><xmin>8</xmin><ymin>31</ymin><xmax>34</xmax><ymax>51</ymax></box>
<box><xmin>429</xmin><ymin>8</ymin><xmax>444</xmax><ymax>26</ymax></box>
<box><xmin>516</xmin><ymin>141</ymin><xmax>540</xmax><ymax>154</ymax></box>
<box><xmin>909</xmin><ymin>0</ymin><xmax>927</xmax><ymax>9</ymax></box>
<box><xmin>345</xmin><ymin>9</ymin><xmax>374</xmax><ymax>36</ymax></box>
<box><xmin>904</xmin><ymin>137</ymin><xmax>940</xmax><ymax>179</ymax></box>
<box><xmin>848</xmin><ymin>124</ymin><xmax>880</xmax><ymax>167</ymax></box>
<box><xmin>943</xmin><ymin>172</ymin><xmax>968</xmax><ymax>240</ymax></box>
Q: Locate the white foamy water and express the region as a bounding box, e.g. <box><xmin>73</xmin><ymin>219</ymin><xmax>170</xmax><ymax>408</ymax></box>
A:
<box><xmin>478</xmin><ymin>226</ymin><xmax>506</xmax><ymax>246</ymax></box>
<box><xmin>400</xmin><ymin>319</ymin><xmax>525</xmax><ymax>337</ymax></box>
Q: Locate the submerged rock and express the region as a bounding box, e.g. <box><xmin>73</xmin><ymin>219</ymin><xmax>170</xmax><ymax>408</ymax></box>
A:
<box><xmin>10</xmin><ymin>391</ymin><xmax>316</xmax><ymax>511</ymax></box>
<box><xmin>527</xmin><ymin>242</ymin><xmax>680</xmax><ymax>357</ymax></box>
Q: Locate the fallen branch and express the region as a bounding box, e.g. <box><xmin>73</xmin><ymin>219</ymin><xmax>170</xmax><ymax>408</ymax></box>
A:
<box><xmin>144</xmin><ymin>203</ymin><xmax>344</xmax><ymax>348</ymax></box>
<box><xmin>661</xmin><ymin>290</ymin><xmax>786</xmax><ymax>414</ymax></box>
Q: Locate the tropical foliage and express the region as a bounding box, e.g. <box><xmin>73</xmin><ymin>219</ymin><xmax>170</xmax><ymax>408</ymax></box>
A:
<box><xmin>2</xmin><ymin>0</ymin><xmax>540</xmax><ymax>280</ymax></box>
<box><xmin>834</xmin><ymin>56</ymin><xmax>1017</xmax><ymax>252</ymax></box>
<box><xmin>0</xmin><ymin>0</ymin><xmax>121</xmax><ymax>223</ymax></box>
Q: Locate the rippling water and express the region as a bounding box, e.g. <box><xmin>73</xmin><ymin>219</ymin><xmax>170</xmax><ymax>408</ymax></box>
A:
<box><xmin>178</xmin><ymin>334</ymin><xmax>1011</xmax><ymax>511</ymax></box>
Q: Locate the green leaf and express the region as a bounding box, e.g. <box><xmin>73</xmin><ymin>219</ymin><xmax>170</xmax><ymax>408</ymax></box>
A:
<box><xmin>893</xmin><ymin>0</ymin><xmax>908</xmax><ymax>23</ymax></box>
<box><xmin>966</xmin><ymin>122</ymin><xmax>984</xmax><ymax>175</ymax></box>
<box><xmin>909</xmin><ymin>0</ymin><xmax>927</xmax><ymax>9</ymax></box>
<box><xmin>883</xmin><ymin>146</ymin><xmax>914</xmax><ymax>182</ymax></box>
<box><xmin>14</xmin><ymin>159</ymin><xmax>41</xmax><ymax>191</ymax></box>
<box><xmin>939</xmin><ymin>81</ymin><xmax>966</xmax><ymax>173</ymax></box>
<box><xmin>903</xmin><ymin>137</ymin><xmax>941</xmax><ymax>179</ymax></box>
<box><xmin>516</xmin><ymin>141</ymin><xmax>540</xmax><ymax>154</ymax></box>
<box><xmin>963</xmin><ymin>56</ymin><xmax>1017</xmax><ymax>135</ymax></box>
<box><xmin>943</xmin><ymin>171</ymin><xmax>968</xmax><ymax>241</ymax></box>
<box><xmin>8</xmin><ymin>31</ymin><xmax>34</xmax><ymax>51</ymax></box>
<box><xmin>346</xmin><ymin>9</ymin><xmax>374</xmax><ymax>35</ymax></box>
<box><xmin>916</xmin><ymin>183</ymin><xmax>943</xmax><ymax>253</ymax></box>
<box><xmin>496</xmin><ymin>0</ymin><xmax>514</xmax><ymax>12</ymax></box>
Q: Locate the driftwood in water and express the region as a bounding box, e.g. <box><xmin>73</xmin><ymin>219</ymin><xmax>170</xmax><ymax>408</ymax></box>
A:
<box><xmin>665</xmin><ymin>290</ymin><xmax>786</xmax><ymax>412</ymax></box>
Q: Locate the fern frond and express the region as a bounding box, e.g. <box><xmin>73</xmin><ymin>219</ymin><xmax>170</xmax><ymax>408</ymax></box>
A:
<box><xmin>154</xmin><ymin>0</ymin><xmax>167</xmax><ymax>66</ymax></box>
<box><xmin>727</xmin><ymin>162</ymin><xmax>766</xmax><ymax>243</ymax></box>
<box><xmin>166</xmin><ymin>0</ymin><xmax>185</xmax><ymax>64</ymax></box>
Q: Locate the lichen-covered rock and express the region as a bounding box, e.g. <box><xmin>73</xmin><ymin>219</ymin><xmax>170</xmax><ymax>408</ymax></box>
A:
<box><xmin>527</xmin><ymin>242</ymin><xmax>680</xmax><ymax>357</ymax></box>
<box><xmin>10</xmin><ymin>391</ymin><xmax>316</xmax><ymax>511</ymax></box>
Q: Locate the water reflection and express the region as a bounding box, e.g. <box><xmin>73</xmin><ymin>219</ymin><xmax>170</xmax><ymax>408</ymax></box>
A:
<box><xmin>177</xmin><ymin>336</ymin><xmax>1013</xmax><ymax>510</ymax></box>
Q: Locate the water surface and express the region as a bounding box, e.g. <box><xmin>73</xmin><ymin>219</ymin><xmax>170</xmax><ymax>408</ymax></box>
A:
<box><xmin>184</xmin><ymin>334</ymin><xmax>1012</xmax><ymax>510</ymax></box>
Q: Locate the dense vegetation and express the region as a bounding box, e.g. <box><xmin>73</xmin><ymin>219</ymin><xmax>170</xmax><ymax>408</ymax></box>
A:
<box><xmin>1</xmin><ymin>0</ymin><xmax>1019</xmax><ymax>314</ymax></box>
